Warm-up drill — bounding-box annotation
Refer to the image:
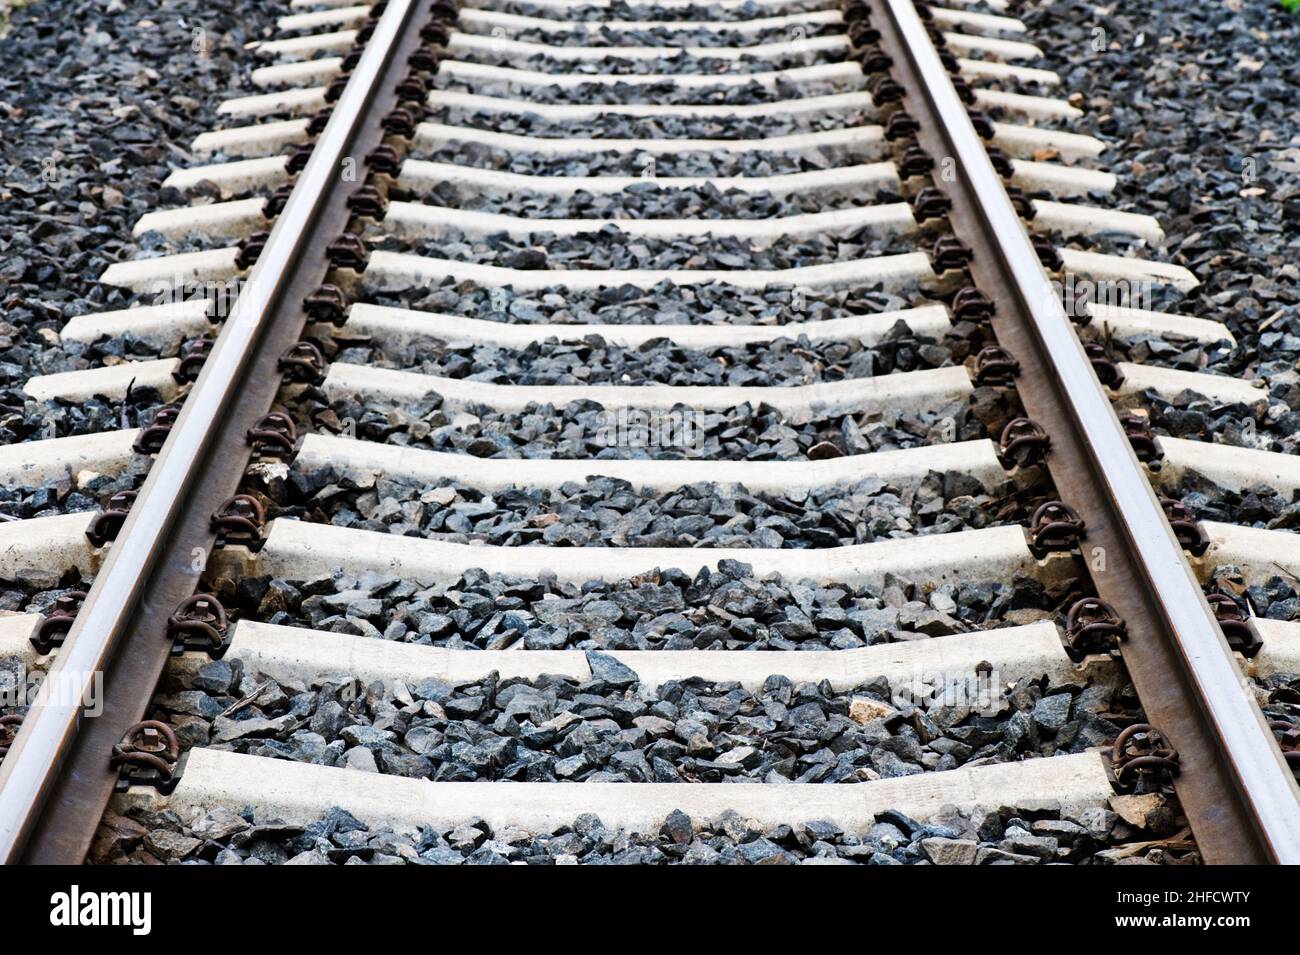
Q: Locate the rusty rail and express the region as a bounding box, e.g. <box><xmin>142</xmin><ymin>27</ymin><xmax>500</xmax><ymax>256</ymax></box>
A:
<box><xmin>869</xmin><ymin>0</ymin><xmax>1300</xmax><ymax>863</ymax></box>
<box><xmin>0</xmin><ymin>0</ymin><xmax>438</xmax><ymax>864</ymax></box>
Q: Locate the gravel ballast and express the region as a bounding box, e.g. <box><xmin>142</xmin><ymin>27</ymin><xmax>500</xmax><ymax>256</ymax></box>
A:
<box><xmin>0</xmin><ymin>0</ymin><xmax>279</xmax><ymax>443</ymax></box>
<box><xmin>216</xmin><ymin>556</ymin><xmax>1081</xmax><ymax>651</ymax></box>
<box><xmin>156</xmin><ymin>662</ymin><xmax>1132</xmax><ymax>784</ymax></box>
<box><xmin>95</xmin><ymin>796</ymin><xmax>1200</xmax><ymax>865</ymax></box>
<box><xmin>1028</xmin><ymin>0</ymin><xmax>1300</xmax><ymax>456</ymax></box>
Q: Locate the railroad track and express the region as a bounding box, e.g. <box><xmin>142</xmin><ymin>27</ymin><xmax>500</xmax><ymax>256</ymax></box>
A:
<box><xmin>1</xmin><ymin>0</ymin><xmax>1298</xmax><ymax>866</ymax></box>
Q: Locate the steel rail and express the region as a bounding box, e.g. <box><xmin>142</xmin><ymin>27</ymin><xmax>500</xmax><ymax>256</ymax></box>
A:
<box><xmin>0</xmin><ymin>0</ymin><xmax>430</xmax><ymax>863</ymax></box>
<box><xmin>875</xmin><ymin>0</ymin><xmax>1300</xmax><ymax>862</ymax></box>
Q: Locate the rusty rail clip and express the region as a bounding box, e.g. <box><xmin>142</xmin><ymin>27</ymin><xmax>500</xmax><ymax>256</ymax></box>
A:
<box><xmin>286</xmin><ymin>142</ymin><xmax>316</xmax><ymax>174</ymax></box>
<box><xmin>235</xmin><ymin>231</ymin><xmax>270</xmax><ymax>270</ymax></box>
<box><xmin>0</xmin><ymin>714</ymin><xmax>23</xmax><ymax>762</ymax></box>
<box><xmin>409</xmin><ymin>46</ymin><xmax>442</xmax><ymax>72</ymax></box>
<box><xmin>85</xmin><ymin>490</ymin><xmax>139</xmax><ymax>547</ymax></box>
<box><xmin>429</xmin><ymin>0</ymin><xmax>459</xmax><ymax>22</ymax></box>
<box><xmin>421</xmin><ymin>19</ymin><xmax>451</xmax><ymax>45</ymax></box>
<box><xmin>998</xmin><ymin>417</ymin><xmax>1050</xmax><ymax>468</ymax></box>
<box><xmin>173</xmin><ymin>337</ymin><xmax>214</xmax><ymax>383</ymax></box>
<box><xmin>1112</xmin><ymin>723</ymin><xmax>1180</xmax><ymax>792</ymax></box>
<box><xmin>263</xmin><ymin>182</ymin><xmax>296</xmax><ymax>218</ymax></box>
<box><xmin>983</xmin><ymin>144</ymin><xmax>1013</xmax><ymax>178</ymax></box>
<box><xmin>381</xmin><ymin>106</ymin><xmax>418</xmax><ymax>137</ymax></box>
<box><xmin>132</xmin><ymin>404</ymin><xmax>182</xmax><ymax>454</ymax></box>
<box><xmin>842</xmin><ymin>0</ymin><xmax>869</xmax><ymax>22</ymax></box>
<box><xmin>1028</xmin><ymin>500</ymin><xmax>1085</xmax><ymax>555</ymax></box>
<box><xmin>884</xmin><ymin>109</ymin><xmax>919</xmax><ymax>141</ymax></box>
<box><xmin>1083</xmin><ymin>342</ymin><xmax>1125</xmax><ymax>389</ymax></box>
<box><xmin>965</xmin><ymin>108</ymin><xmax>994</xmax><ymax>140</ymax></box>
<box><xmin>247</xmin><ymin>410</ymin><xmax>299</xmax><ymax>460</ymax></box>
<box><xmin>1065</xmin><ymin>597</ymin><xmax>1127</xmax><ymax>657</ymax></box>
<box><xmin>211</xmin><ymin>494</ymin><xmax>267</xmax><ymax>548</ymax></box>
<box><xmin>341</xmin><ymin>47</ymin><xmax>366</xmax><ymax>72</ymax></box>
<box><xmin>952</xmin><ymin>286</ymin><xmax>994</xmax><ymax>322</ymax></box>
<box><xmin>1206</xmin><ymin>593</ymin><xmax>1262</xmax><ymax>657</ymax></box>
<box><xmin>303</xmin><ymin>284</ymin><xmax>349</xmax><ymax>325</ymax></box>
<box><xmin>898</xmin><ymin>144</ymin><xmax>934</xmax><ymax>179</ymax></box>
<box><xmin>367</xmin><ymin>144</ymin><xmax>402</xmax><ymax>177</ymax></box>
<box><xmin>324</xmin><ymin>72</ymin><xmax>352</xmax><ymax>104</ymax></box>
<box><xmin>848</xmin><ymin>20</ymin><xmax>882</xmax><ymax>47</ymax></box>
<box><xmin>30</xmin><ymin>591</ymin><xmax>88</xmax><ymax>655</ymax></box>
<box><xmin>1029</xmin><ymin>233</ymin><xmax>1063</xmax><ymax>271</ymax></box>
<box><xmin>166</xmin><ymin>594</ymin><xmax>230</xmax><ymax>656</ymax></box>
<box><xmin>911</xmin><ymin>186</ymin><xmax>952</xmax><ymax>223</ymax></box>
<box><xmin>972</xmin><ymin>345</ymin><xmax>1020</xmax><ymax>386</ymax></box>
<box><xmin>326</xmin><ymin>233</ymin><xmax>370</xmax><ymax>270</ymax></box>
<box><xmin>1004</xmin><ymin>185</ymin><xmax>1034</xmax><ymax>219</ymax></box>
<box><xmin>1159</xmin><ymin>497</ymin><xmax>1210</xmax><ymax>556</ymax></box>
<box><xmin>856</xmin><ymin>45</ymin><xmax>892</xmax><ymax>73</ymax></box>
<box><xmin>870</xmin><ymin>76</ymin><xmax>905</xmax><ymax>105</ymax></box>
<box><xmin>347</xmin><ymin>184</ymin><xmax>388</xmax><ymax>219</ymax></box>
<box><xmin>278</xmin><ymin>341</ymin><xmax>327</xmax><ymax>384</ymax></box>
<box><xmin>110</xmin><ymin>720</ymin><xmax>181</xmax><ymax>794</ymax></box>
<box><xmin>931</xmin><ymin>234</ymin><xmax>973</xmax><ymax>273</ymax></box>
<box><xmin>395</xmin><ymin>71</ymin><xmax>429</xmax><ymax>103</ymax></box>
<box><xmin>1118</xmin><ymin>410</ymin><xmax>1160</xmax><ymax>463</ymax></box>
<box><xmin>1267</xmin><ymin>719</ymin><xmax>1300</xmax><ymax>780</ymax></box>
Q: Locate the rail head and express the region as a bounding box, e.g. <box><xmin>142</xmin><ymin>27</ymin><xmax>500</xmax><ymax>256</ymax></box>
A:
<box><xmin>879</xmin><ymin>0</ymin><xmax>1300</xmax><ymax>862</ymax></box>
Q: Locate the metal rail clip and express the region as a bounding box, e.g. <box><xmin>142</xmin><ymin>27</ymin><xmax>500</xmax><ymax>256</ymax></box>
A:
<box><xmin>110</xmin><ymin>721</ymin><xmax>181</xmax><ymax>795</ymax></box>
<box><xmin>0</xmin><ymin>714</ymin><xmax>22</xmax><ymax>763</ymax></box>
<box><xmin>286</xmin><ymin>142</ymin><xmax>316</xmax><ymax>175</ymax></box>
<box><xmin>326</xmin><ymin>233</ymin><xmax>370</xmax><ymax>271</ymax></box>
<box><xmin>1065</xmin><ymin>597</ymin><xmax>1127</xmax><ymax>657</ymax></box>
<box><xmin>870</xmin><ymin>76</ymin><xmax>905</xmax><ymax>105</ymax></box>
<box><xmin>972</xmin><ymin>345</ymin><xmax>1020</xmax><ymax>386</ymax></box>
<box><xmin>984</xmin><ymin>144</ymin><xmax>1013</xmax><ymax>178</ymax></box>
<box><xmin>1267</xmin><ymin>719</ymin><xmax>1300</xmax><ymax>780</ymax></box>
<box><xmin>1117</xmin><ymin>410</ymin><xmax>1160</xmax><ymax>462</ymax></box>
<box><xmin>998</xmin><ymin>417</ymin><xmax>1050</xmax><ymax>468</ymax></box>
<box><xmin>931</xmin><ymin>234</ymin><xmax>973</xmax><ymax>273</ymax></box>
<box><xmin>278</xmin><ymin>341</ymin><xmax>328</xmax><ymax>384</ymax></box>
<box><xmin>1112</xmin><ymin>723</ymin><xmax>1181</xmax><ymax>792</ymax></box>
<box><xmin>211</xmin><ymin>494</ymin><xmax>267</xmax><ymax>549</ymax></box>
<box><xmin>1083</xmin><ymin>341</ymin><xmax>1124</xmax><ymax>388</ymax></box>
<box><xmin>85</xmin><ymin>490</ymin><xmax>139</xmax><ymax>547</ymax></box>
<box><xmin>303</xmin><ymin>284</ymin><xmax>349</xmax><ymax>325</ymax></box>
<box><xmin>30</xmin><ymin>591</ymin><xmax>88</xmax><ymax>655</ymax></box>
<box><xmin>132</xmin><ymin>404</ymin><xmax>181</xmax><ymax>455</ymax></box>
<box><xmin>849</xmin><ymin>20</ymin><xmax>881</xmax><ymax>48</ymax></box>
<box><xmin>166</xmin><ymin>594</ymin><xmax>231</xmax><ymax>657</ymax></box>
<box><xmin>235</xmin><ymin>232</ymin><xmax>270</xmax><ymax>271</ymax></box>
<box><xmin>1205</xmin><ymin>593</ymin><xmax>1262</xmax><ymax>657</ymax></box>
<box><xmin>1160</xmin><ymin>497</ymin><xmax>1210</xmax><ymax>557</ymax></box>
<box><xmin>911</xmin><ymin>186</ymin><xmax>951</xmax><ymax>223</ymax></box>
<box><xmin>173</xmin><ymin>337</ymin><xmax>214</xmax><ymax>384</ymax></box>
<box><xmin>952</xmin><ymin>286</ymin><xmax>994</xmax><ymax>323</ymax></box>
<box><xmin>1028</xmin><ymin>500</ymin><xmax>1085</xmax><ymax>556</ymax></box>
<box><xmin>247</xmin><ymin>411</ymin><xmax>299</xmax><ymax>460</ymax></box>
